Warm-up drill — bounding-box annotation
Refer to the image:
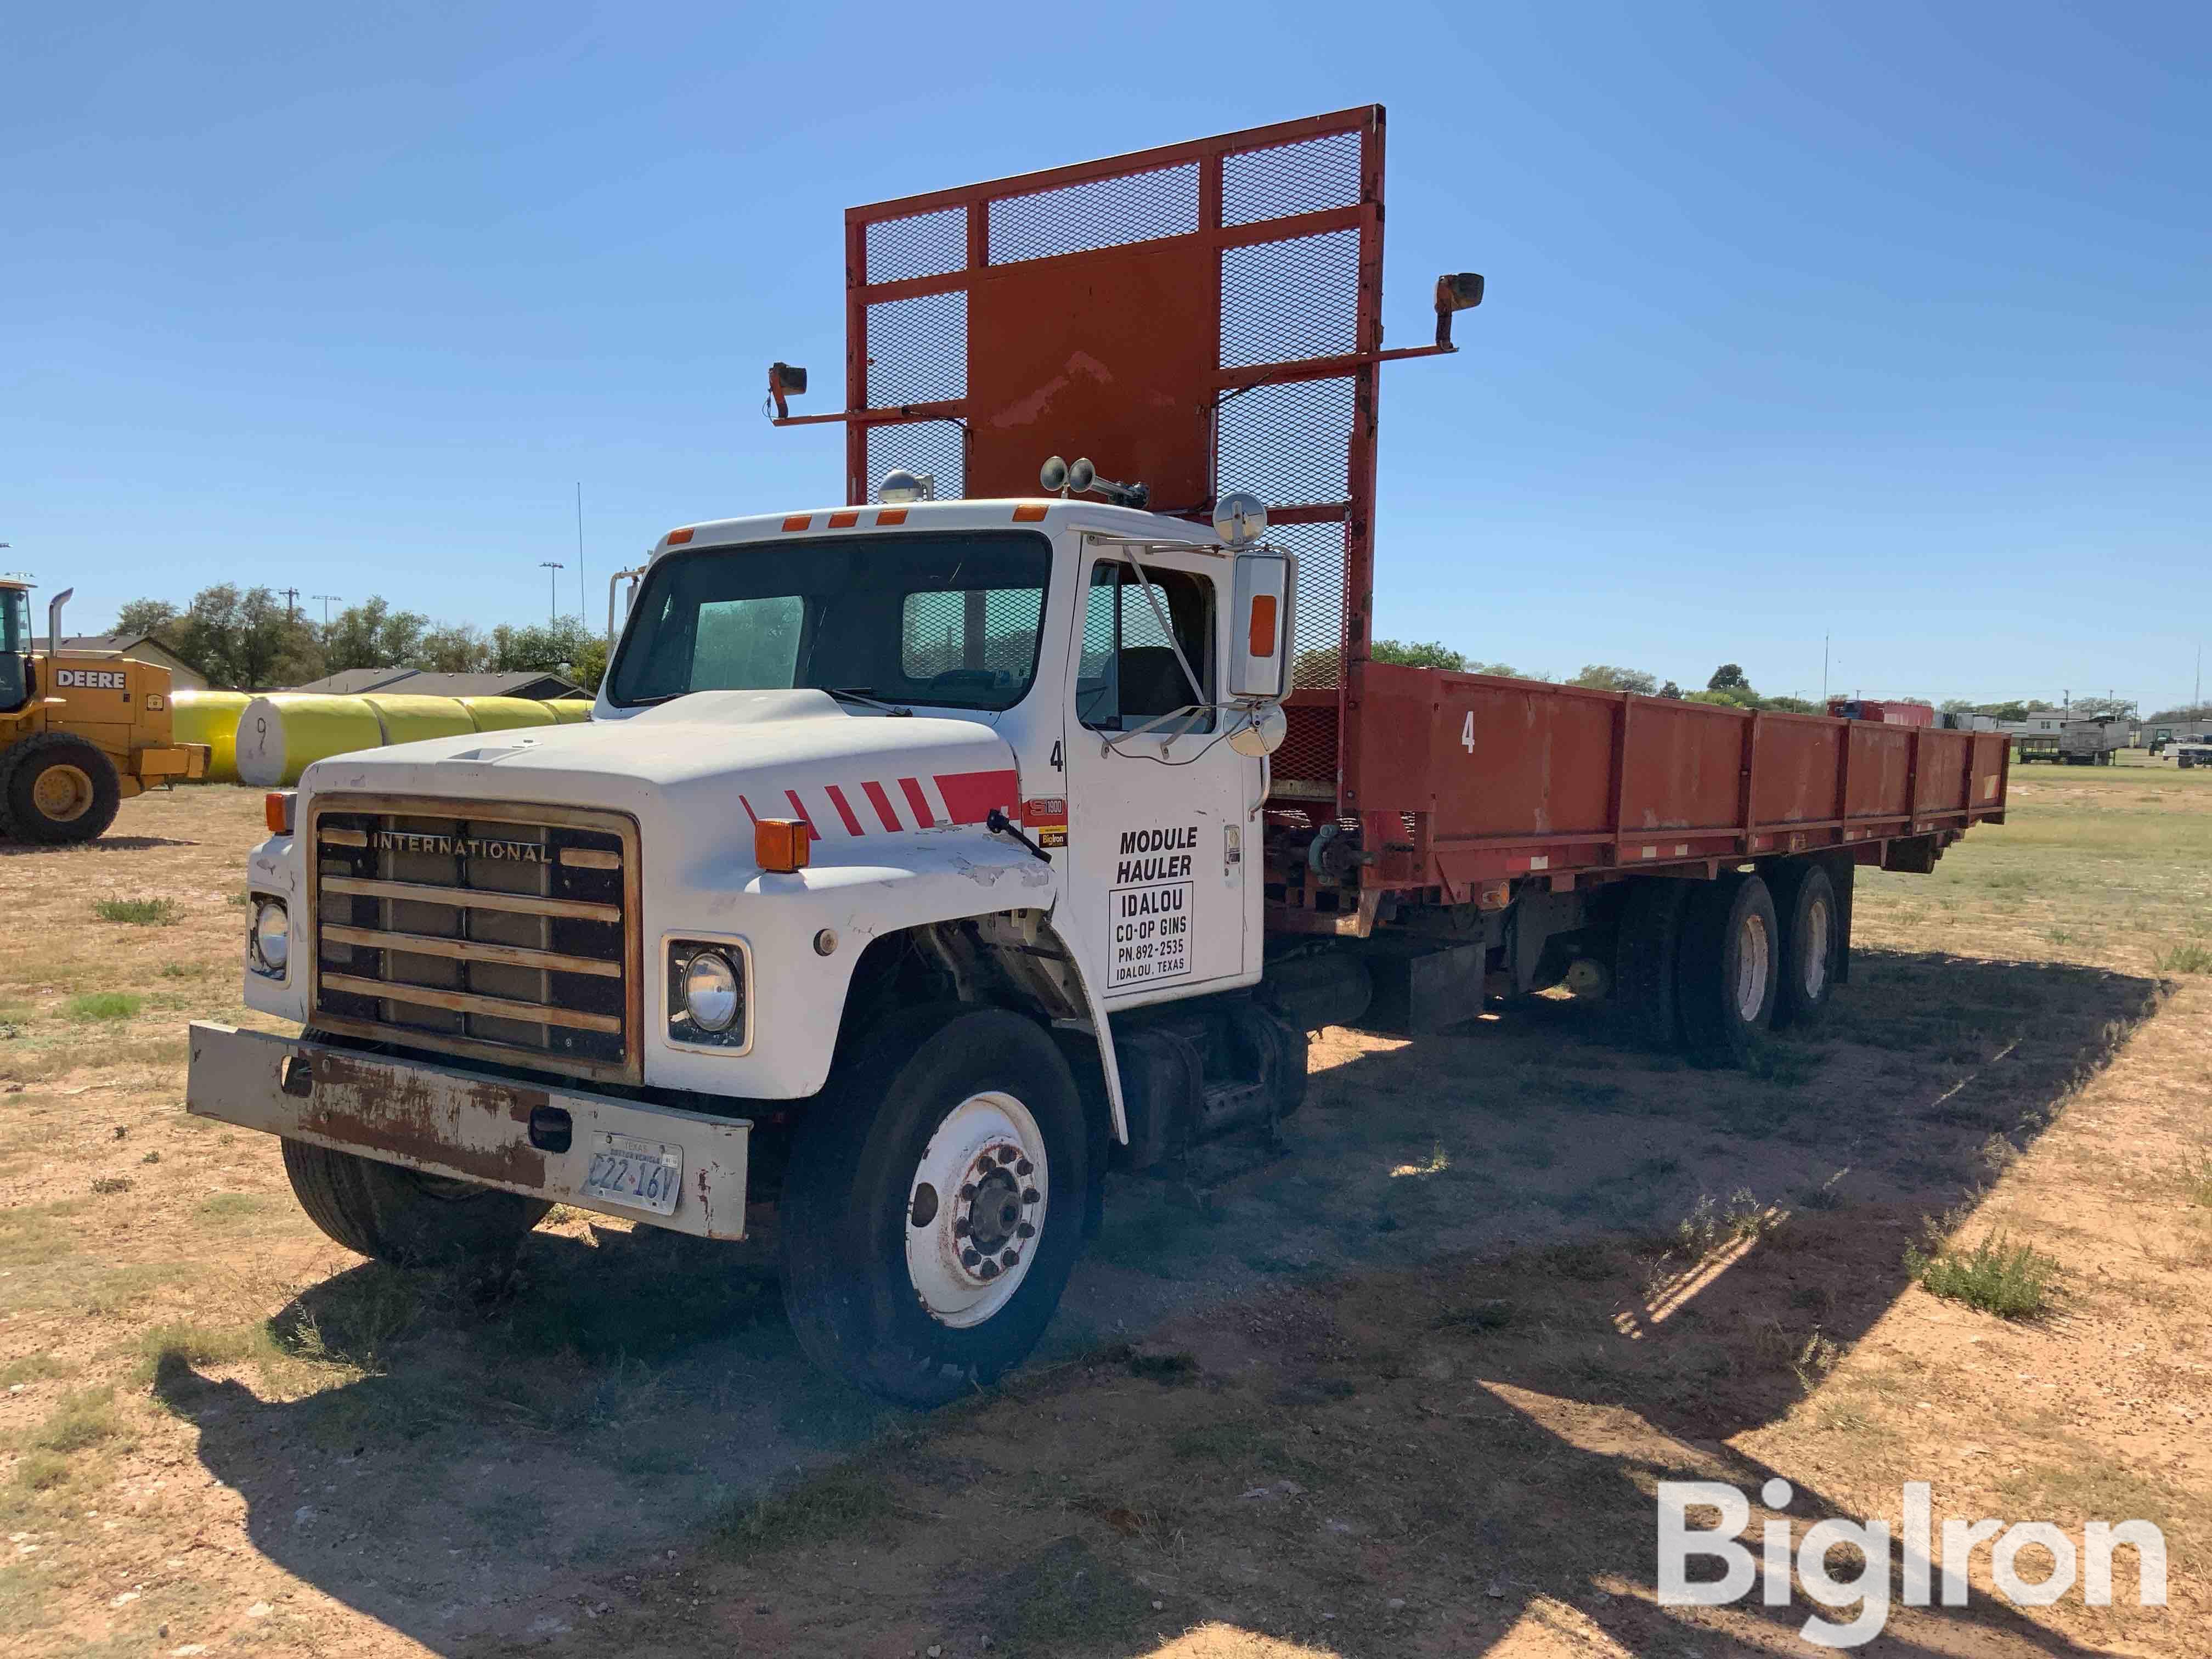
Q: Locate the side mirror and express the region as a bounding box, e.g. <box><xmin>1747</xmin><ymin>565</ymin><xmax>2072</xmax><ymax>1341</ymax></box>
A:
<box><xmin>1228</xmin><ymin>549</ymin><xmax>1293</xmax><ymax>703</ymax></box>
<box><xmin>1433</xmin><ymin>272</ymin><xmax>1484</xmax><ymax>348</ymax></box>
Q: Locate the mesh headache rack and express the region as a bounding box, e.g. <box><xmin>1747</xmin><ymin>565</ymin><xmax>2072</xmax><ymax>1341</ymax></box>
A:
<box><xmin>768</xmin><ymin>105</ymin><xmax>1479</xmax><ymax>812</ymax></box>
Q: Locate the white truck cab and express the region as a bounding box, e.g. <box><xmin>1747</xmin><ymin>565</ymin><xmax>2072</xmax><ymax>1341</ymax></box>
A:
<box><xmin>189</xmin><ymin>495</ymin><xmax>1304</xmax><ymax>1403</ymax></box>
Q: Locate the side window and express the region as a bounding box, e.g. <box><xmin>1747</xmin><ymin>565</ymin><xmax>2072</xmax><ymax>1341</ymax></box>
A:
<box><xmin>1076</xmin><ymin>562</ymin><xmax>1215</xmax><ymax>733</ymax></box>
<box><xmin>691</xmin><ymin>595</ymin><xmax>804</xmax><ymax>690</ymax></box>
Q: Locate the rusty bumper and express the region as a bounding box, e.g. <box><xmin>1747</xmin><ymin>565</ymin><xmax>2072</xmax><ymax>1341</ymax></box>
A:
<box><xmin>185</xmin><ymin>1022</ymin><xmax>751</xmax><ymax>1239</ymax></box>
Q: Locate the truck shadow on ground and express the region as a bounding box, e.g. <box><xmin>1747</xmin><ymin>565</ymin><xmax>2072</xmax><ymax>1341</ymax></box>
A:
<box><xmin>150</xmin><ymin>947</ymin><xmax>2164</xmax><ymax>1654</ymax></box>
<box><xmin>0</xmin><ymin>834</ymin><xmax>196</xmax><ymax>856</ymax></box>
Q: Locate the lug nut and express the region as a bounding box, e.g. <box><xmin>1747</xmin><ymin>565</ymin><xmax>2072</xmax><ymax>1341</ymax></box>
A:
<box><xmin>1022</xmin><ymin>1188</ymin><xmax>1040</xmax><ymax>1205</ymax></box>
<box><xmin>1015</xmin><ymin>1159</ymin><xmax>1033</xmax><ymax>1176</ymax></box>
<box><xmin>978</xmin><ymin>1261</ymin><xmax>1000</xmax><ymax>1279</ymax></box>
<box><xmin>962</xmin><ymin>1248</ymin><xmax>981</xmax><ymax>1268</ymax></box>
<box><xmin>997</xmin><ymin>1148</ymin><xmax>1018</xmax><ymax>1165</ymax></box>
<box><xmin>1001</xmin><ymin>1249</ymin><xmax>1020</xmax><ymax>1267</ymax></box>
<box><xmin>960</xmin><ymin>1183</ymin><xmax>977</xmax><ymax>1201</ymax></box>
<box><xmin>953</xmin><ymin>1217</ymin><xmax>970</xmax><ymax>1238</ymax></box>
<box><xmin>1015</xmin><ymin>1221</ymin><xmax>1035</xmax><ymax>1239</ymax></box>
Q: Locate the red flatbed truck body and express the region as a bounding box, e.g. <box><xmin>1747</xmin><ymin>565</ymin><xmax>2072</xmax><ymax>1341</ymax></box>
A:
<box><xmin>772</xmin><ymin>104</ymin><xmax>2007</xmax><ymax>936</ymax></box>
<box><xmin>1268</xmin><ymin>668</ymin><xmax>2007</xmax><ymax>934</ymax></box>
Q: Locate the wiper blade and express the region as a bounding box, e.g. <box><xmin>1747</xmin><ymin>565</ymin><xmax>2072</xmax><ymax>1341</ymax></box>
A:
<box><xmin>825</xmin><ymin>686</ymin><xmax>911</xmax><ymax>716</ymax></box>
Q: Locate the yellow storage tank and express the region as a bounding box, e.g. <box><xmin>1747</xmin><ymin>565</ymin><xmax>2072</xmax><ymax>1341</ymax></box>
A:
<box><xmin>545</xmin><ymin>699</ymin><xmax>595</xmax><ymax>724</ymax></box>
<box><xmin>234</xmin><ymin>695</ymin><xmax>387</xmax><ymax>788</ymax></box>
<box><xmin>169</xmin><ymin>689</ymin><xmax>251</xmax><ymax>784</ymax></box>
<box><xmin>461</xmin><ymin>697</ymin><xmax>558</xmax><ymax>732</ymax></box>
<box><xmin>360</xmin><ymin>693</ymin><xmax>477</xmax><ymax>747</ymax></box>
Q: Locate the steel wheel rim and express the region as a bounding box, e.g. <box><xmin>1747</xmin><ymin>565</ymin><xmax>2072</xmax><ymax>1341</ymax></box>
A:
<box><xmin>905</xmin><ymin>1091</ymin><xmax>1048</xmax><ymax>1328</ymax></box>
<box><xmin>1801</xmin><ymin>896</ymin><xmax>1831</xmax><ymax>1001</ymax></box>
<box><xmin>31</xmin><ymin>763</ymin><xmax>94</xmax><ymax>822</ymax></box>
<box><xmin>1735</xmin><ymin>911</ymin><xmax>1771</xmax><ymax>1022</ymax></box>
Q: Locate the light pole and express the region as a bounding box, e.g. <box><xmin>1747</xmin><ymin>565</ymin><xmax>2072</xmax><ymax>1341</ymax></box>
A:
<box><xmin>313</xmin><ymin>594</ymin><xmax>341</xmax><ymax>627</ymax></box>
<box><xmin>540</xmin><ymin>561</ymin><xmax>565</xmax><ymax>624</ymax></box>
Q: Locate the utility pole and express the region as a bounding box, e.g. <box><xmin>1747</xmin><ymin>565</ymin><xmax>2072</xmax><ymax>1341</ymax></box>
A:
<box><xmin>540</xmin><ymin>561</ymin><xmax>565</xmax><ymax>624</ymax></box>
<box><xmin>575</xmin><ymin>483</ymin><xmax>585</xmax><ymax>623</ymax></box>
<box><xmin>313</xmin><ymin>594</ymin><xmax>341</xmax><ymax>627</ymax></box>
<box><xmin>1821</xmin><ymin>635</ymin><xmax>1829</xmax><ymax>706</ymax></box>
<box><xmin>280</xmin><ymin>586</ymin><xmax>301</xmax><ymax>623</ymax></box>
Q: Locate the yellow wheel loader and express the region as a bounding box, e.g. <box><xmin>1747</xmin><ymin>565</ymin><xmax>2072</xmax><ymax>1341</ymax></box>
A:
<box><xmin>0</xmin><ymin>580</ymin><xmax>208</xmax><ymax>844</ymax></box>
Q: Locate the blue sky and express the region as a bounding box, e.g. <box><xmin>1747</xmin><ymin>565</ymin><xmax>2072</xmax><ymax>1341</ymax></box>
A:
<box><xmin>5</xmin><ymin>3</ymin><xmax>2207</xmax><ymax>708</ymax></box>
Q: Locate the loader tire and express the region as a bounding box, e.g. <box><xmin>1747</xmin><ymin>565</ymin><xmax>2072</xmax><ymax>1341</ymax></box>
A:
<box><xmin>1</xmin><ymin>732</ymin><xmax>121</xmax><ymax>844</ymax></box>
<box><xmin>780</xmin><ymin>1005</ymin><xmax>1088</xmax><ymax>1407</ymax></box>
<box><xmin>280</xmin><ymin>1137</ymin><xmax>550</xmax><ymax>1267</ymax></box>
<box><xmin>1675</xmin><ymin>872</ymin><xmax>1780</xmax><ymax>1069</ymax></box>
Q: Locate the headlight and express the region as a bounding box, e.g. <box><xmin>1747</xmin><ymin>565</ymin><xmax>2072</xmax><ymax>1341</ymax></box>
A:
<box><xmin>250</xmin><ymin>899</ymin><xmax>289</xmax><ymax>976</ymax></box>
<box><xmin>681</xmin><ymin>949</ymin><xmax>740</xmax><ymax>1033</ymax></box>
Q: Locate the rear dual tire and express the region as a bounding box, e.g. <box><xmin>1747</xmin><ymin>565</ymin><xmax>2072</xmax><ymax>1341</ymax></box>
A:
<box><xmin>1676</xmin><ymin>873</ymin><xmax>1781</xmax><ymax>1068</ymax></box>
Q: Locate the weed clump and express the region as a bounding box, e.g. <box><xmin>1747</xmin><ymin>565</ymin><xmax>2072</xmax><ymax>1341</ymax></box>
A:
<box><xmin>92</xmin><ymin>897</ymin><xmax>177</xmax><ymax>926</ymax></box>
<box><xmin>1906</xmin><ymin>1231</ymin><xmax>2059</xmax><ymax>1318</ymax></box>
<box><xmin>1677</xmin><ymin>1188</ymin><xmax>1788</xmax><ymax>1256</ymax></box>
<box><xmin>66</xmin><ymin>992</ymin><xmax>142</xmax><ymax>1022</ymax></box>
<box><xmin>2155</xmin><ymin>942</ymin><xmax>2212</xmax><ymax>975</ymax></box>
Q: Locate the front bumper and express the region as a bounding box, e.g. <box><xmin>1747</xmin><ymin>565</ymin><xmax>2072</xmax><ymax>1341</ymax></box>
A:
<box><xmin>185</xmin><ymin>1022</ymin><xmax>751</xmax><ymax>1239</ymax></box>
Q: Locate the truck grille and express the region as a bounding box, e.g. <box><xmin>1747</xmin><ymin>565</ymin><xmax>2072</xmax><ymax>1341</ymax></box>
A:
<box><xmin>307</xmin><ymin>794</ymin><xmax>641</xmax><ymax>1086</ymax></box>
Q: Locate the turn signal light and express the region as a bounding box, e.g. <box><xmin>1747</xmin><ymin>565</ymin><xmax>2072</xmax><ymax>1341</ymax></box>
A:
<box><xmin>755</xmin><ymin>817</ymin><xmax>810</xmax><ymax>873</ymax></box>
<box><xmin>1247</xmin><ymin>593</ymin><xmax>1278</xmax><ymax>657</ymax></box>
<box><xmin>265</xmin><ymin>791</ymin><xmax>296</xmax><ymax>835</ymax></box>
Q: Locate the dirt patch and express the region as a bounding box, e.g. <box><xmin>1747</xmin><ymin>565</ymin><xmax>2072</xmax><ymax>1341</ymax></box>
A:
<box><xmin>3</xmin><ymin>766</ymin><xmax>2209</xmax><ymax>1654</ymax></box>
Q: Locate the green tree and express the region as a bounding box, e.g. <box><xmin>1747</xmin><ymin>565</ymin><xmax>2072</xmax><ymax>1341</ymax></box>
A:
<box><xmin>1762</xmin><ymin>695</ymin><xmax>1820</xmax><ymax>714</ymax></box>
<box><xmin>1371</xmin><ymin>639</ymin><xmax>1469</xmax><ymax>670</ymax></box>
<box><xmin>1567</xmin><ymin>664</ymin><xmax>1657</xmax><ymax>695</ymax></box>
<box><xmin>1657</xmin><ymin>680</ymin><xmax>1683</xmax><ymax>699</ymax></box>
<box><xmin>414</xmin><ymin>623</ymin><xmax>490</xmax><ymax>674</ymax></box>
<box><xmin>159</xmin><ymin>584</ymin><xmax>318</xmax><ymax>689</ymax></box>
<box><xmin>322</xmin><ymin>597</ymin><xmax>428</xmax><ymax>673</ymax></box>
<box><xmin>111</xmin><ymin>599</ymin><xmax>182</xmax><ymax>639</ymax></box>
<box><xmin>489</xmin><ymin>616</ymin><xmax>602</xmax><ymax>691</ymax></box>
<box><xmin>1707</xmin><ymin>663</ymin><xmax>1750</xmax><ymax>692</ymax></box>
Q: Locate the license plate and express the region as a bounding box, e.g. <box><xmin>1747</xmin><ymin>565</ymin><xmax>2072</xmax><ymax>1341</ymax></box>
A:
<box><xmin>580</xmin><ymin>1132</ymin><xmax>683</xmax><ymax>1216</ymax></box>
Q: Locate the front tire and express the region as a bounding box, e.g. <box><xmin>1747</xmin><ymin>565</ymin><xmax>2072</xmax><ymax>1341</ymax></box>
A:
<box><xmin>2</xmin><ymin>732</ymin><xmax>121</xmax><ymax>844</ymax></box>
<box><xmin>1675</xmin><ymin>872</ymin><xmax>1780</xmax><ymax>1068</ymax></box>
<box><xmin>280</xmin><ymin>1138</ymin><xmax>550</xmax><ymax>1266</ymax></box>
<box><xmin>780</xmin><ymin>1007</ymin><xmax>1088</xmax><ymax>1407</ymax></box>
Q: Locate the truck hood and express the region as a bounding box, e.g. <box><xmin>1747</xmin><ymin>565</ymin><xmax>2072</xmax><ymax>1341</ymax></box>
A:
<box><xmin>296</xmin><ymin>690</ymin><xmax>1026</xmax><ymax>856</ymax></box>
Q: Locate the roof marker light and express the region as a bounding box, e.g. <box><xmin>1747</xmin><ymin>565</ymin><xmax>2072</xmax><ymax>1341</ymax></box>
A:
<box><xmin>666</xmin><ymin>528</ymin><xmax>694</xmax><ymax>545</ymax></box>
<box><xmin>782</xmin><ymin>515</ymin><xmax>811</xmax><ymax>532</ymax></box>
<box><xmin>1012</xmin><ymin>504</ymin><xmax>1048</xmax><ymax>522</ymax></box>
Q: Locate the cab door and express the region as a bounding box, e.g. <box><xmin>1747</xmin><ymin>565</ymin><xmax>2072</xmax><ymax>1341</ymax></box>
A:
<box><xmin>1058</xmin><ymin>544</ymin><xmax>1256</xmax><ymax>1004</ymax></box>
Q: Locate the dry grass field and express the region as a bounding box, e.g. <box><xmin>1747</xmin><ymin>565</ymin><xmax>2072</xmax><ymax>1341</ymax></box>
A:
<box><xmin>3</xmin><ymin>759</ymin><xmax>2209</xmax><ymax>1657</ymax></box>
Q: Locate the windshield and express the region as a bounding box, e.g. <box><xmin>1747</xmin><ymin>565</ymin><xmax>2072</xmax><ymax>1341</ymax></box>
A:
<box><xmin>0</xmin><ymin>589</ymin><xmax>27</xmax><ymax>714</ymax></box>
<box><xmin>606</xmin><ymin>531</ymin><xmax>1052</xmax><ymax>713</ymax></box>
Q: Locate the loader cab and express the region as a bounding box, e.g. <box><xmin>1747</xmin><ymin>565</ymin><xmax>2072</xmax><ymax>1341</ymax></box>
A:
<box><xmin>0</xmin><ymin>583</ymin><xmax>31</xmax><ymax>716</ymax></box>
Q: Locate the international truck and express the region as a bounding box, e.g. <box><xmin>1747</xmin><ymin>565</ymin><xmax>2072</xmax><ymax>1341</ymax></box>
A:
<box><xmin>185</xmin><ymin>109</ymin><xmax>2010</xmax><ymax>1405</ymax></box>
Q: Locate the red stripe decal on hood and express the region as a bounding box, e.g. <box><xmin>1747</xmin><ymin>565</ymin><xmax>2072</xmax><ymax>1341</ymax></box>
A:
<box><xmin>898</xmin><ymin>777</ymin><xmax>934</xmax><ymax>827</ymax></box>
<box><xmin>823</xmin><ymin>784</ymin><xmax>865</xmax><ymax>837</ymax></box>
<box><xmin>933</xmin><ymin>768</ymin><xmax>1021</xmax><ymax>825</ymax></box>
<box><xmin>861</xmin><ymin>780</ymin><xmax>903</xmax><ymax>832</ymax></box>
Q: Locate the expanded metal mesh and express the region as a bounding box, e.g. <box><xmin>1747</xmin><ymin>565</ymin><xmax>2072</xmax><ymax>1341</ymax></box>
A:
<box><xmin>987</xmin><ymin>163</ymin><xmax>1199</xmax><ymax>264</ymax></box>
<box><xmin>847</xmin><ymin>113</ymin><xmax>1384</xmax><ymax>802</ymax></box>
<box><xmin>866</xmin><ymin>290</ymin><xmax>967</xmax><ymax>407</ymax></box>
<box><xmin>1216</xmin><ymin>377</ymin><xmax>1354</xmax><ymax>511</ymax></box>
<box><xmin>1223</xmin><ymin>130</ymin><xmax>1364</xmax><ymax>228</ymax></box>
<box><xmin>865</xmin><ymin>207</ymin><xmax>966</xmax><ymax>284</ymax></box>
<box><xmin>1220</xmin><ymin>229</ymin><xmax>1361</xmax><ymax>368</ymax></box>
<box><xmin>1269</xmin><ymin>520</ymin><xmax>1350</xmax><ymax>690</ymax></box>
<box><xmin>865</xmin><ymin>420</ymin><xmax>964</xmax><ymax>504</ymax></box>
